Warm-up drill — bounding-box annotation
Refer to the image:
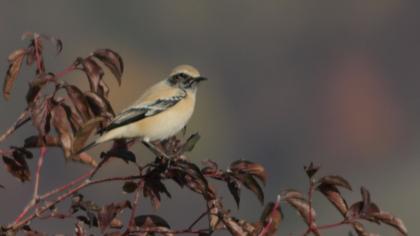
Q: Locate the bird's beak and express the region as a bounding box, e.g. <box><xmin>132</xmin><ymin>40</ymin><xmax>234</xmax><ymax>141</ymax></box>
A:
<box><xmin>194</xmin><ymin>76</ymin><xmax>208</xmax><ymax>83</ymax></box>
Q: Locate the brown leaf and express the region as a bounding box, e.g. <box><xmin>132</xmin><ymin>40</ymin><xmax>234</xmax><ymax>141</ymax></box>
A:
<box><xmin>257</xmin><ymin>201</ymin><xmax>282</xmax><ymax>236</ymax></box>
<box><xmin>318</xmin><ymin>175</ymin><xmax>352</xmax><ymax>191</ymax></box>
<box><xmin>30</xmin><ymin>96</ymin><xmax>51</xmax><ymax>137</ymax></box>
<box><xmin>351</xmin><ymin>221</ymin><xmax>369</xmax><ymax>236</ymax></box>
<box><xmin>72</xmin><ymin>117</ymin><xmax>104</xmax><ymax>154</ymax></box>
<box><xmin>182</xmin><ymin>132</ymin><xmax>200</xmax><ymax>152</ymax></box>
<box><xmin>233</xmin><ymin>173</ymin><xmax>264</xmax><ymax>204</ymax></box>
<box><xmin>77</xmin><ymin>152</ymin><xmax>97</xmax><ymax>167</ymax></box>
<box><xmin>227</xmin><ymin>178</ymin><xmax>241</xmax><ymax>208</ymax></box>
<box><xmin>281</xmin><ymin>189</ymin><xmax>305</xmax><ymax>200</ymax></box>
<box><xmin>24</xmin><ymin>135</ymin><xmax>60</xmax><ymax>148</ymax></box>
<box><xmin>26</xmin><ymin>73</ymin><xmax>53</xmax><ymax>104</ymax></box>
<box><xmin>347</xmin><ymin>201</ymin><xmax>380</xmax><ymax>222</ymax></box>
<box><xmin>143</xmin><ymin>175</ymin><xmax>171</xmax><ymax>209</ymax></box>
<box><xmin>230</xmin><ymin>160</ymin><xmax>267</xmax><ymax>185</ymax></box>
<box><xmin>92</xmin><ymin>49</ymin><xmax>124</xmax><ymax>85</ymax></box>
<box><xmin>283</xmin><ymin>191</ymin><xmax>316</xmax><ymax>229</ymax></box>
<box><xmin>98</xmin><ymin>79</ymin><xmax>110</xmax><ymax>97</ymax></box>
<box><xmin>97</xmin><ymin>201</ymin><xmax>131</xmax><ymax>232</ymax></box>
<box><xmin>61</xmin><ymin>102</ymin><xmax>83</xmax><ymax>133</ymax></box>
<box><xmin>207</xmin><ymin>199</ymin><xmax>223</xmax><ymax>230</ymax></box>
<box><xmin>3</xmin><ymin>48</ymin><xmax>26</xmax><ymax>100</ymax></box>
<box><xmin>52</xmin><ymin>104</ymin><xmax>74</xmax><ymax>157</ymax></box>
<box><xmin>2</xmin><ymin>149</ymin><xmax>31</xmax><ymax>182</ymax></box>
<box><xmin>64</xmin><ymin>85</ymin><xmax>92</xmax><ymax>122</ymax></box>
<box><xmin>222</xmin><ymin>216</ymin><xmax>248</xmax><ymax>236</ymax></box>
<box><xmin>304</xmin><ymin>162</ymin><xmax>320</xmax><ymax>178</ymax></box>
<box><xmin>317</xmin><ymin>183</ymin><xmax>348</xmax><ymax>216</ymax></box>
<box><xmin>361</xmin><ymin>187</ymin><xmax>371</xmax><ymax>212</ymax></box>
<box><xmin>84</xmin><ymin>91</ymin><xmax>115</xmax><ymax>118</ymax></box>
<box><xmin>76</xmin><ymin>57</ymin><xmax>104</xmax><ymax>93</ymax></box>
<box><xmin>134</xmin><ymin>215</ymin><xmax>170</xmax><ymax>228</ymax></box>
<box><xmin>11</xmin><ymin>146</ymin><xmax>33</xmax><ymax>159</ymax></box>
<box><xmin>371</xmin><ymin>211</ymin><xmax>407</xmax><ymax>236</ymax></box>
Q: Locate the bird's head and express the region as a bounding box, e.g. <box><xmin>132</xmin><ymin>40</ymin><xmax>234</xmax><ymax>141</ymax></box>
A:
<box><xmin>167</xmin><ymin>65</ymin><xmax>207</xmax><ymax>91</ymax></box>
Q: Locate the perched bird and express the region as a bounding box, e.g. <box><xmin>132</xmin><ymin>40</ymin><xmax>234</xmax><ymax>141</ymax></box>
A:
<box><xmin>76</xmin><ymin>64</ymin><xmax>207</xmax><ymax>155</ymax></box>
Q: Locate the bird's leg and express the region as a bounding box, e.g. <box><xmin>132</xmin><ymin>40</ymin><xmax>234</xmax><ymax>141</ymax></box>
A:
<box><xmin>142</xmin><ymin>140</ymin><xmax>173</xmax><ymax>171</ymax></box>
<box><xmin>142</xmin><ymin>140</ymin><xmax>170</xmax><ymax>160</ymax></box>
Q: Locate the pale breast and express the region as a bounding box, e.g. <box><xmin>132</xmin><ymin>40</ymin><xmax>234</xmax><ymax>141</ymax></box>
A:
<box><xmin>135</xmin><ymin>91</ymin><xmax>196</xmax><ymax>141</ymax></box>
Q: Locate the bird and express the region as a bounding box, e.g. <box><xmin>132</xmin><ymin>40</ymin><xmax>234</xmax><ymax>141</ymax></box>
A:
<box><xmin>75</xmin><ymin>64</ymin><xmax>207</xmax><ymax>156</ymax></box>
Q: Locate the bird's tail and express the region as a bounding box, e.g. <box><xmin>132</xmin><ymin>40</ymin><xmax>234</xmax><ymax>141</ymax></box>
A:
<box><xmin>73</xmin><ymin>141</ymin><xmax>98</xmax><ymax>156</ymax></box>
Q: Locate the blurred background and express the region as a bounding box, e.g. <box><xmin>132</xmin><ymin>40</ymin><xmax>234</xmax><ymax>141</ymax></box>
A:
<box><xmin>1</xmin><ymin>1</ymin><xmax>419</xmax><ymax>235</ymax></box>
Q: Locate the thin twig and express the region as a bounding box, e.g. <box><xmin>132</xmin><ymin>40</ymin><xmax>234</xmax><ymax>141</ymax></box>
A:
<box><xmin>10</xmin><ymin>173</ymin><xmax>144</xmax><ymax>230</ymax></box>
<box><xmin>188</xmin><ymin>210</ymin><xmax>209</xmax><ymax>230</ymax></box>
<box><xmin>317</xmin><ymin>220</ymin><xmax>348</xmax><ymax>230</ymax></box>
<box><xmin>124</xmin><ymin>180</ymin><xmax>144</xmax><ymax>235</ymax></box>
<box><xmin>130</xmin><ymin>227</ymin><xmax>210</xmax><ymax>235</ymax></box>
<box><xmin>0</xmin><ymin>111</ymin><xmax>30</xmax><ymax>144</ymax></box>
<box><xmin>54</xmin><ymin>64</ymin><xmax>76</xmax><ymax>79</ymax></box>
<box><xmin>9</xmin><ymin>156</ymin><xmax>111</xmax><ymax>229</ymax></box>
<box><xmin>33</xmin><ymin>146</ymin><xmax>47</xmax><ymax>199</ymax></box>
<box><xmin>12</xmin><ymin>147</ymin><xmax>47</xmax><ymax>225</ymax></box>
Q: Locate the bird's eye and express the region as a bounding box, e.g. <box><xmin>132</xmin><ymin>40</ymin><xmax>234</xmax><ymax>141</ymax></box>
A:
<box><xmin>178</xmin><ymin>73</ymin><xmax>188</xmax><ymax>78</ymax></box>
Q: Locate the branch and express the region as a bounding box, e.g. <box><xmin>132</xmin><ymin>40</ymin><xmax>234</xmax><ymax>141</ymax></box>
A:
<box><xmin>10</xmin><ymin>171</ymin><xmax>144</xmax><ymax>230</ymax></box>
<box><xmin>33</xmin><ymin>146</ymin><xmax>47</xmax><ymax>199</ymax></box>
<box><xmin>303</xmin><ymin>177</ymin><xmax>319</xmax><ymax>236</ymax></box>
<box><xmin>188</xmin><ymin>210</ymin><xmax>209</xmax><ymax>230</ymax></box>
<box><xmin>8</xmin><ymin>156</ymin><xmax>111</xmax><ymax>230</ymax></box>
<box><xmin>0</xmin><ymin>110</ymin><xmax>30</xmax><ymax>144</ymax></box>
<box><xmin>258</xmin><ymin>195</ymin><xmax>281</xmax><ymax>236</ymax></box>
<box><xmin>12</xmin><ymin>146</ymin><xmax>47</xmax><ymax>225</ymax></box>
<box><xmin>130</xmin><ymin>227</ymin><xmax>210</xmax><ymax>235</ymax></box>
<box><xmin>124</xmin><ymin>179</ymin><xmax>144</xmax><ymax>235</ymax></box>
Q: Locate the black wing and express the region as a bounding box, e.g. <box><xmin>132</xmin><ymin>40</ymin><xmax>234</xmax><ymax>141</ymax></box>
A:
<box><xmin>98</xmin><ymin>94</ymin><xmax>186</xmax><ymax>134</ymax></box>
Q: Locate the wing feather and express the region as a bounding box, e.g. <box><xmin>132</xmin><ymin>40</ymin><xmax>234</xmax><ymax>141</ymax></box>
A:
<box><xmin>98</xmin><ymin>92</ymin><xmax>186</xmax><ymax>133</ymax></box>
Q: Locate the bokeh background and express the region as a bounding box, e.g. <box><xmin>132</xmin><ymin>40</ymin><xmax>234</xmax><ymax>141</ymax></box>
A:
<box><xmin>1</xmin><ymin>1</ymin><xmax>420</xmax><ymax>235</ymax></box>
